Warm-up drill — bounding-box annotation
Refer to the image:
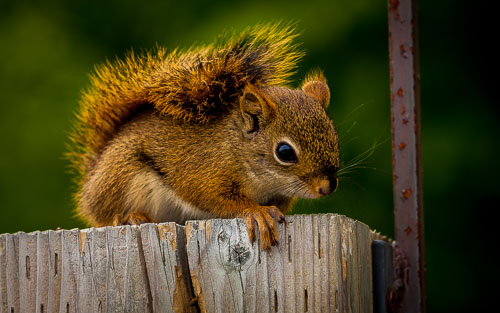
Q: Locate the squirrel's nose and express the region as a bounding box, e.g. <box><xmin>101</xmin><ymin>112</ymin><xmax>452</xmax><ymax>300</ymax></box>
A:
<box><xmin>316</xmin><ymin>170</ymin><xmax>339</xmax><ymax>196</ymax></box>
<box><xmin>317</xmin><ymin>176</ymin><xmax>338</xmax><ymax>196</ymax></box>
<box><xmin>317</xmin><ymin>181</ymin><xmax>331</xmax><ymax>196</ymax></box>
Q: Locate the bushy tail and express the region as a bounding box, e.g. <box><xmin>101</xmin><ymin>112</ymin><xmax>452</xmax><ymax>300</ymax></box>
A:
<box><xmin>68</xmin><ymin>22</ymin><xmax>303</xmax><ymax>183</ymax></box>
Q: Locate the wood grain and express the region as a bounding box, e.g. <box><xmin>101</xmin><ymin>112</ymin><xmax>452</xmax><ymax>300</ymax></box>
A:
<box><xmin>0</xmin><ymin>214</ymin><xmax>386</xmax><ymax>313</ymax></box>
<box><xmin>185</xmin><ymin>214</ymin><xmax>381</xmax><ymax>313</ymax></box>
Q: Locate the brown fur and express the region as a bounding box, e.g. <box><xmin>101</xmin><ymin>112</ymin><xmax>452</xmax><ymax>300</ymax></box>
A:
<box><xmin>70</xmin><ymin>23</ymin><xmax>339</xmax><ymax>250</ymax></box>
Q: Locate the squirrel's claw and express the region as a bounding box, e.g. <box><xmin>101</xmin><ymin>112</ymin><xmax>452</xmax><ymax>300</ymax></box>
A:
<box><xmin>268</xmin><ymin>206</ymin><xmax>286</xmax><ymax>223</ymax></box>
<box><xmin>113</xmin><ymin>211</ymin><xmax>155</xmax><ymax>226</ymax></box>
<box><xmin>244</xmin><ymin>206</ymin><xmax>284</xmax><ymax>250</ymax></box>
<box><xmin>245</xmin><ymin>214</ymin><xmax>257</xmax><ymax>243</ymax></box>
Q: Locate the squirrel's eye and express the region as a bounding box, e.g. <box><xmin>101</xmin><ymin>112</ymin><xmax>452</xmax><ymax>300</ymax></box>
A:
<box><xmin>276</xmin><ymin>142</ymin><xmax>298</xmax><ymax>164</ymax></box>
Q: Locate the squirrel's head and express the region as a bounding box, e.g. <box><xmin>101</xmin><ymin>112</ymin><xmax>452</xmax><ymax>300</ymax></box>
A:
<box><xmin>238</xmin><ymin>77</ymin><xmax>339</xmax><ymax>200</ymax></box>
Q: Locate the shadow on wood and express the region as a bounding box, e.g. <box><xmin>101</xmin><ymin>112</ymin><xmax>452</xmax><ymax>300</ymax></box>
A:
<box><xmin>0</xmin><ymin>214</ymin><xmax>386</xmax><ymax>313</ymax></box>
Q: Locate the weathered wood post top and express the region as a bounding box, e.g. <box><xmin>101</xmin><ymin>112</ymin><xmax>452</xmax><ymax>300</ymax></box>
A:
<box><xmin>1</xmin><ymin>214</ymin><xmax>387</xmax><ymax>313</ymax></box>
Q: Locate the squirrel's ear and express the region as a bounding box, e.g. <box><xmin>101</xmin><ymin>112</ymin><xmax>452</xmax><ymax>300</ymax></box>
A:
<box><xmin>239</xmin><ymin>84</ymin><xmax>276</xmax><ymax>134</ymax></box>
<box><xmin>302</xmin><ymin>72</ymin><xmax>330</xmax><ymax>109</ymax></box>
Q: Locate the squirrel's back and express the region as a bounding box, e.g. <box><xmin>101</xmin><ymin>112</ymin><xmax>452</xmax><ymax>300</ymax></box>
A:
<box><xmin>68</xmin><ymin>23</ymin><xmax>303</xmax><ymax>184</ymax></box>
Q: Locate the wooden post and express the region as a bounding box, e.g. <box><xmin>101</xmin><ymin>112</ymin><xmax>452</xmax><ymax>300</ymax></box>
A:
<box><xmin>0</xmin><ymin>214</ymin><xmax>386</xmax><ymax>313</ymax></box>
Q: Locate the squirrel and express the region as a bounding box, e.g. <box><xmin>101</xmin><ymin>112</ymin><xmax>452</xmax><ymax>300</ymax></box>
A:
<box><xmin>68</xmin><ymin>23</ymin><xmax>340</xmax><ymax>250</ymax></box>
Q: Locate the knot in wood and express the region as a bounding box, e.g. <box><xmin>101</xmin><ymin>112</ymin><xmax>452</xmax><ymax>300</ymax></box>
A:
<box><xmin>216</xmin><ymin>226</ymin><xmax>255</xmax><ymax>271</ymax></box>
<box><xmin>229</xmin><ymin>242</ymin><xmax>251</xmax><ymax>266</ymax></box>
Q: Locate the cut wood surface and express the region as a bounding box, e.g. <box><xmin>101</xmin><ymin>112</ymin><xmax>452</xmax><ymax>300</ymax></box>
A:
<box><xmin>0</xmin><ymin>214</ymin><xmax>386</xmax><ymax>313</ymax></box>
<box><xmin>185</xmin><ymin>214</ymin><xmax>383</xmax><ymax>313</ymax></box>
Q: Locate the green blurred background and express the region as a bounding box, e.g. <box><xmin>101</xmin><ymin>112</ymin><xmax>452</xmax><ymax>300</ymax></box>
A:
<box><xmin>0</xmin><ymin>0</ymin><xmax>497</xmax><ymax>311</ymax></box>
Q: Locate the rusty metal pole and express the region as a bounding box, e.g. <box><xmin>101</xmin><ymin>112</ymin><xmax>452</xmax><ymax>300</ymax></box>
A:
<box><xmin>388</xmin><ymin>0</ymin><xmax>426</xmax><ymax>312</ymax></box>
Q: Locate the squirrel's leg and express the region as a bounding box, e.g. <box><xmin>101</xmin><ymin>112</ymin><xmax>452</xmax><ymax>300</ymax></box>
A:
<box><xmin>112</xmin><ymin>211</ymin><xmax>156</xmax><ymax>226</ymax></box>
<box><xmin>239</xmin><ymin>196</ymin><xmax>294</xmax><ymax>250</ymax></box>
<box><xmin>243</xmin><ymin>205</ymin><xmax>286</xmax><ymax>250</ymax></box>
<box><xmin>198</xmin><ymin>192</ymin><xmax>287</xmax><ymax>250</ymax></box>
<box><xmin>205</xmin><ymin>197</ymin><xmax>283</xmax><ymax>249</ymax></box>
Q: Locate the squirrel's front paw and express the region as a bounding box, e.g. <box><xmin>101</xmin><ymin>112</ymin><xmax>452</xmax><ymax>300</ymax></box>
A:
<box><xmin>113</xmin><ymin>211</ymin><xmax>156</xmax><ymax>226</ymax></box>
<box><xmin>244</xmin><ymin>206</ymin><xmax>286</xmax><ymax>250</ymax></box>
